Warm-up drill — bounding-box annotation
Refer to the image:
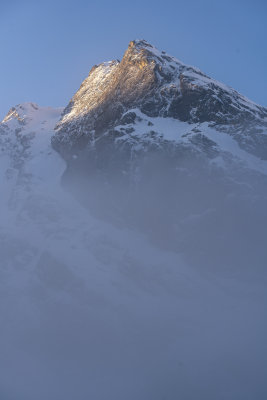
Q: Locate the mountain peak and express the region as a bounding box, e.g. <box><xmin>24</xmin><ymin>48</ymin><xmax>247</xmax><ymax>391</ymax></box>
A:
<box><xmin>2</xmin><ymin>102</ymin><xmax>39</xmax><ymax>124</ymax></box>
<box><xmin>123</xmin><ymin>39</ymin><xmax>183</xmax><ymax>70</ymax></box>
<box><xmin>53</xmin><ymin>40</ymin><xmax>267</xmax><ymax>160</ymax></box>
<box><xmin>127</xmin><ymin>39</ymin><xmax>159</xmax><ymax>57</ymax></box>
<box><xmin>129</xmin><ymin>39</ymin><xmax>152</xmax><ymax>49</ymax></box>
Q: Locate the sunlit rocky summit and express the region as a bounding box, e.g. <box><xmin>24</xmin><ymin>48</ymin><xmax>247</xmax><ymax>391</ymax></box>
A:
<box><xmin>53</xmin><ymin>39</ymin><xmax>267</xmax><ymax>163</ymax></box>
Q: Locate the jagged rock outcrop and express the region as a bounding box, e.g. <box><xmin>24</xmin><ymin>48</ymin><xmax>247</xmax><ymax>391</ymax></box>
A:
<box><xmin>52</xmin><ymin>39</ymin><xmax>267</xmax><ymax>163</ymax></box>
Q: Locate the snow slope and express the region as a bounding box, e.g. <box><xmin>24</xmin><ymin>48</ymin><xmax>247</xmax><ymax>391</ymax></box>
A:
<box><xmin>114</xmin><ymin>108</ymin><xmax>267</xmax><ymax>175</ymax></box>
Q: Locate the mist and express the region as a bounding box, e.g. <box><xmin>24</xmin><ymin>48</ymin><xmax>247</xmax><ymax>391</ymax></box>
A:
<box><xmin>1</xmin><ymin>140</ymin><xmax>266</xmax><ymax>400</ymax></box>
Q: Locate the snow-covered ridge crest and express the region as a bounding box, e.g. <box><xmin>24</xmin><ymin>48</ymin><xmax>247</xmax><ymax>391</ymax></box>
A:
<box><xmin>2</xmin><ymin>102</ymin><xmax>40</xmax><ymax>124</ymax></box>
<box><xmin>2</xmin><ymin>102</ymin><xmax>63</xmax><ymax>127</ymax></box>
<box><xmin>128</xmin><ymin>40</ymin><xmax>265</xmax><ymax>114</ymax></box>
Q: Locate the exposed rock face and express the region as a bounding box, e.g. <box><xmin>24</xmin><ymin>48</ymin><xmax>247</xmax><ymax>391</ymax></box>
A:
<box><xmin>52</xmin><ymin>39</ymin><xmax>267</xmax><ymax>163</ymax></box>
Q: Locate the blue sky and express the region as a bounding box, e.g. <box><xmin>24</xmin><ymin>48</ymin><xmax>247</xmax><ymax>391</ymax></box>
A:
<box><xmin>1</xmin><ymin>0</ymin><xmax>266</xmax><ymax>119</ymax></box>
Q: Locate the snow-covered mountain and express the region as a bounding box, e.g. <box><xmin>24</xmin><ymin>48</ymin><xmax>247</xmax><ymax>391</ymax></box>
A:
<box><xmin>1</xmin><ymin>41</ymin><xmax>267</xmax><ymax>400</ymax></box>
<box><xmin>53</xmin><ymin>39</ymin><xmax>267</xmax><ymax>165</ymax></box>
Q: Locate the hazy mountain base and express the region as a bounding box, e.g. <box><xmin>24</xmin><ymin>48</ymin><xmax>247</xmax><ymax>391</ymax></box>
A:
<box><xmin>1</xmin><ymin>140</ymin><xmax>266</xmax><ymax>399</ymax></box>
<box><xmin>63</xmin><ymin>141</ymin><xmax>267</xmax><ymax>277</ymax></box>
